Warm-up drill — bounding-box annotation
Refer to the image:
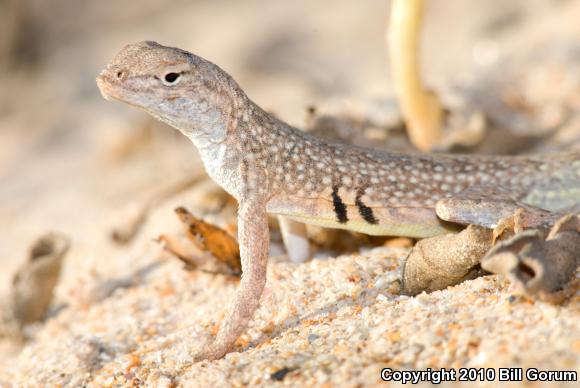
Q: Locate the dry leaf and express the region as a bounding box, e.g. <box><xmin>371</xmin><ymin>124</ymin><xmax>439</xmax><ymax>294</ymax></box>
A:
<box><xmin>482</xmin><ymin>214</ymin><xmax>580</xmax><ymax>297</ymax></box>
<box><xmin>160</xmin><ymin>207</ymin><xmax>241</xmax><ymax>275</ymax></box>
<box><xmin>0</xmin><ymin>233</ymin><xmax>69</xmax><ymax>341</ymax></box>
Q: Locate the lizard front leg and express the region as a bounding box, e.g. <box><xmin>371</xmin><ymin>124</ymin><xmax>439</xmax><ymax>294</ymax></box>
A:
<box><xmin>277</xmin><ymin>215</ymin><xmax>310</xmax><ymax>263</ymax></box>
<box><xmin>195</xmin><ymin>199</ymin><xmax>269</xmax><ymax>361</ymax></box>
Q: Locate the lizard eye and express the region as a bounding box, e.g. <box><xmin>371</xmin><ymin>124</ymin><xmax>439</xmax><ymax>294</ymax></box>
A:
<box><xmin>163</xmin><ymin>72</ymin><xmax>181</xmax><ymax>85</ymax></box>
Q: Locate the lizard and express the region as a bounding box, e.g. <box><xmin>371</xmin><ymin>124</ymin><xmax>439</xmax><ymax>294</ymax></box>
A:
<box><xmin>96</xmin><ymin>41</ymin><xmax>580</xmax><ymax>361</ymax></box>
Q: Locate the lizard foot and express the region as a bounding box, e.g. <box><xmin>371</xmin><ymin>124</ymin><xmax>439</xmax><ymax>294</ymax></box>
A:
<box><xmin>492</xmin><ymin>208</ymin><xmax>526</xmax><ymax>243</ymax></box>
<box><xmin>492</xmin><ymin>207</ymin><xmax>558</xmax><ymax>243</ymax></box>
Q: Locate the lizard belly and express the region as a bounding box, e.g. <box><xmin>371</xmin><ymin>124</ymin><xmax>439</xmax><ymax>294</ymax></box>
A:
<box><xmin>267</xmin><ymin>195</ymin><xmax>457</xmax><ymax>238</ymax></box>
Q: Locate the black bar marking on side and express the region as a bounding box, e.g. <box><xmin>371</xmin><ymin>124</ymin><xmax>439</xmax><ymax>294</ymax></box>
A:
<box><xmin>356</xmin><ymin>188</ymin><xmax>378</xmax><ymax>225</ymax></box>
<box><xmin>332</xmin><ymin>185</ymin><xmax>348</xmax><ymax>224</ymax></box>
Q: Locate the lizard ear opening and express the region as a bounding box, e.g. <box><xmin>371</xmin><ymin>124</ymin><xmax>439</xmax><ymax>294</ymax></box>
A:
<box><xmin>163</xmin><ymin>72</ymin><xmax>181</xmax><ymax>86</ymax></box>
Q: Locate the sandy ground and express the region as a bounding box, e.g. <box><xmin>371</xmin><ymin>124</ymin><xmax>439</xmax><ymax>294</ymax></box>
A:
<box><xmin>0</xmin><ymin>0</ymin><xmax>579</xmax><ymax>386</ymax></box>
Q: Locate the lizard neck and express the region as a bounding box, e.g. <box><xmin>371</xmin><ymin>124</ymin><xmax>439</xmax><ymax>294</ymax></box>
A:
<box><xmin>181</xmin><ymin>88</ymin><xmax>250</xmax><ymax>199</ymax></box>
<box><xmin>185</xmin><ymin>95</ymin><xmax>297</xmax><ymax>202</ymax></box>
<box><xmin>185</xmin><ymin>123</ymin><xmax>243</xmax><ymax>199</ymax></box>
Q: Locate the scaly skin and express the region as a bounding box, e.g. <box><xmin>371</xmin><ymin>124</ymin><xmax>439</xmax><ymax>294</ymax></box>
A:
<box><xmin>97</xmin><ymin>41</ymin><xmax>580</xmax><ymax>360</ymax></box>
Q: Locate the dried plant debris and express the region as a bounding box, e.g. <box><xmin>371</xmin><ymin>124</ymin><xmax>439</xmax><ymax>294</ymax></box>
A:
<box><xmin>401</xmin><ymin>225</ymin><xmax>493</xmax><ymax>296</ymax></box>
<box><xmin>433</xmin><ymin>109</ymin><xmax>487</xmax><ymax>151</ymax></box>
<box><xmin>0</xmin><ymin>233</ymin><xmax>70</xmax><ymax>341</ymax></box>
<box><xmin>0</xmin><ymin>304</ymin><xmax>21</xmax><ymax>343</ymax></box>
<box><xmin>388</xmin><ymin>0</ymin><xmax>444</xmax><ymax>151</ymax></box>
<box><xmin>482</xmin><ymin>214</ymin><xmax>580</xmax><ymax>297</ymax></box>
<box><xmin>158</xmin><ymin>207</ymin><xmax>241</xmax><ymax>275</ymax></box>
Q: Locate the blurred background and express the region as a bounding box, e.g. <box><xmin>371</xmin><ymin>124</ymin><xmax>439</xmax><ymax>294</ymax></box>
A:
<box><xmin>0</xmin><ymin>0</ymin><xmax>579</xmax><ymax>294</ymax></box>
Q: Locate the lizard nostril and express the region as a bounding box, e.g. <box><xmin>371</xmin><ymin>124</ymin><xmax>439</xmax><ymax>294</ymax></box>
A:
<box><xmin>116</xmin><ymin>70</ymin><xmax>125</xmax><ymax>79</ymax></box>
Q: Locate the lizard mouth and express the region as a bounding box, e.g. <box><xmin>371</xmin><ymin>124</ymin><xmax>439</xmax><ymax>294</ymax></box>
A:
<box><xmin>96</xmin><ymin>71</ymin><xmax>141</xmax><ymax>107</ymax></box>
<box><xmin>96</xmin><ymin>73</ymin><xmax>120</xmax><ymax>102</ymax></box>
<box><xmin>96</xmin><ymin>72</ymin><xmax>155</xmax><ymax>112</ymax></box>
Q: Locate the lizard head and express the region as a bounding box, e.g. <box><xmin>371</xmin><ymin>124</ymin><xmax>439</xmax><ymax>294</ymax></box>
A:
<box><xmin>97</xmin><ymin>41</ymin><xmax>240</xmax><ymax>143</ymax></box>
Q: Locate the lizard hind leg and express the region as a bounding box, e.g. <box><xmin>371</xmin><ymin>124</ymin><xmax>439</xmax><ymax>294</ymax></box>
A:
<box><xmin>435</xmin><ymin>197</ymin><xmax>557</xmax><ymax>232</ymax></box>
